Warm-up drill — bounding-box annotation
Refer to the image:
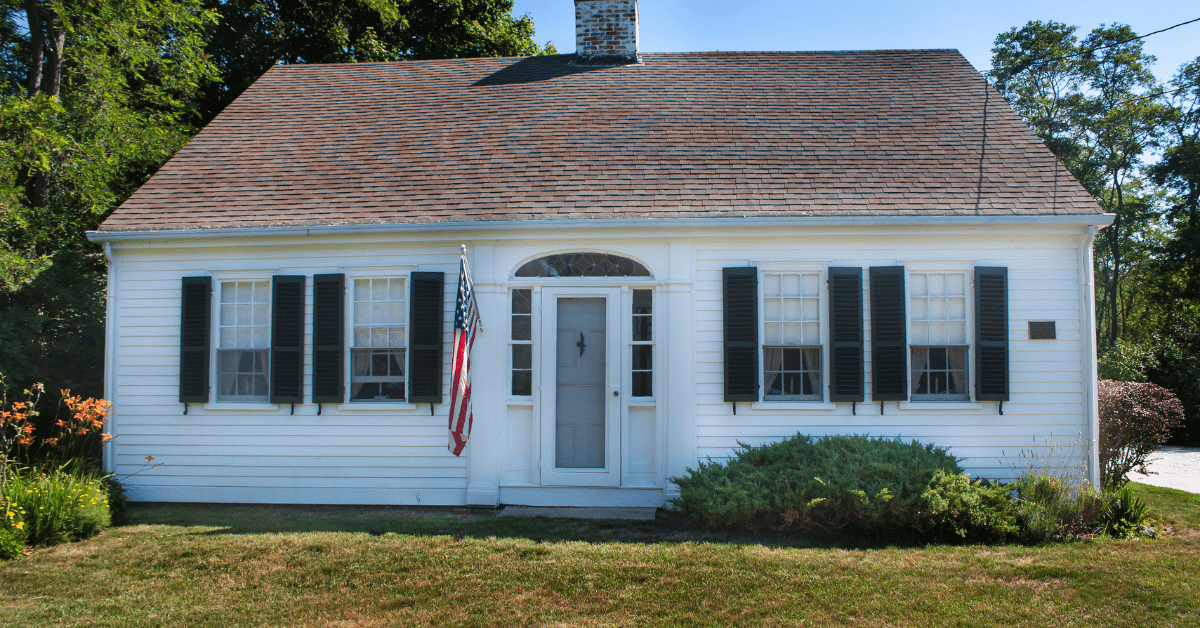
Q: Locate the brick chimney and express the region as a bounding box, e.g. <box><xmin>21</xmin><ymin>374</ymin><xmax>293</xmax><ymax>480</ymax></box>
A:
<box><xmin>575</xmin><ymin>0</ymin><xmax>639</xmax><ymax>64</ymax></box>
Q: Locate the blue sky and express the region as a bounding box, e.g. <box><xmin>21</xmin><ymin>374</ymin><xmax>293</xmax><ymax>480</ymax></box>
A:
<box><xmin>512</xmin><ymin>0</ymin><xmax>1199</xmax><ymax>82</ymax></box>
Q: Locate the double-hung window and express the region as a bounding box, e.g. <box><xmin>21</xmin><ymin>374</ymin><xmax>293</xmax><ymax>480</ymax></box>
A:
<box><xmin>762</xmin><ymin>272</ymin><xmax>822</xmax><ymax>401</ymax></box>
<box><xmin>351</xmin><ymin>278</ymin><xmax>406</xmax><ymax>401</ymax></box>
<box><xmin>909</xmin><ymin>272</ymin><xmax>968</xmax><ymax>401</ymax></box>
<box><xmin>217</xmin><ymin>281</ymin><xmax>271</xmax><ymax>402</ymax></box>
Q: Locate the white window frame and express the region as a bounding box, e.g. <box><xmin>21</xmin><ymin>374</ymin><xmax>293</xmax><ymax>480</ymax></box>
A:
<box><xmin>347</xmin><ymin>274</ymin><xmax>409</xmax><ymax>403</ymax></box>
<box><xmin>902</xmin><ymin>264</ymin><xmax>978</xmax><ymax>406</ymax></box>
<box><xmin>213</xmin><ymin>276</ymin><xmax>273</xmax><ymax>404</ymax></box>
<box><xmin>510</xmin><ymin>287</ymin><xmax>535</xmax><ymax>398</ymax></box>
<box><xmin>752</xmin><ymin>264</ymin><xmax>829</xmax><ymax>405</ymax></box>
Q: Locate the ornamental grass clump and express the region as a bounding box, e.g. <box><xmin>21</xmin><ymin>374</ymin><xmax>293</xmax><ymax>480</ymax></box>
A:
<box><xmin>670</xmin><ymin>434</ymin><xmax>976</xmax><ymax>539</ymax></box>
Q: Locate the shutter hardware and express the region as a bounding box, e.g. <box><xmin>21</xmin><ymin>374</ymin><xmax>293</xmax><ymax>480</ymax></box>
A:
<box><xmin>183</xmin><ymin>402</ymin><xmax>189</xmax><ymax>415</ymax></box>
<box><xmin>998</xmin><ymin>401</ymin><xmax>1003</xmax><ymax>415</ymax></box>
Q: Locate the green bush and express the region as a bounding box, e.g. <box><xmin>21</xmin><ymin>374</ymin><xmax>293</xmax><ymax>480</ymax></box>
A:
<box><xmin>918</xmin><ymin>470</ymin><xmax>1020</xmax><ymax>542</ymax></box>
<box><xmin>1012</xmin><ymin>472</ymin><xmax>1107</xmax><ymax>542</ymax></box>
<box><xmin>670</xmin><ymin>434</ymin><xmax>973</xmax><ymax>538</ymax></box>
<box><xmin>1</xmin><ymin>466</ymin><xmax>111</xmax><ymax>547</ymax></box>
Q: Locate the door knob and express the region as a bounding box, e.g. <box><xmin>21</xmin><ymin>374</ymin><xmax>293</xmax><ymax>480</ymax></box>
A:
<box><xmin>613</xmin><ymin>391</ymin><xmax>619</xmax><ymax>397</ymax></box>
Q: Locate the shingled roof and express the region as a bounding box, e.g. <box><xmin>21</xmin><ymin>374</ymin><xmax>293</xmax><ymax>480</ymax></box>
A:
<box><xmin>97</xmin><ymin>50</ymin><xmax>1103</xmax><ymax>233</ymax></box>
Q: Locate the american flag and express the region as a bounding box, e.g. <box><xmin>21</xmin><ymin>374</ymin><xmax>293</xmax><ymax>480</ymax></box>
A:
<box><xmin>448</xmin><ymin>248</ymin><xmax>481</xmax><ymax>456</ymax></box>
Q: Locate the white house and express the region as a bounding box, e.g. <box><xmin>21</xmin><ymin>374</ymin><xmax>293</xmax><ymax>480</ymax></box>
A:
<box><xmin>88</xmin><ymin>0</ymin><xmax>1113</xmax><ymax>507</ymax></box>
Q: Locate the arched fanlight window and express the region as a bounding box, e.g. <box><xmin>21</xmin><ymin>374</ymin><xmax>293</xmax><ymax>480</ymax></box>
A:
<box><xmin>515</xmin><ymin>252</ymin><xmax>651</xmax><ymax>278</ymax></box>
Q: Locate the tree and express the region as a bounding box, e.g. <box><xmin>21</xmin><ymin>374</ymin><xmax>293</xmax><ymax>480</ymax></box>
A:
<box><xmin>0</xmin><ymin>0</ymin><xmax>220</xmax><ymax>394</ymax></box>
<box><xmin>197</xmin><ymin>0</ymin><xmax>557</xmax><ymax>122</ymax></box>
<box><xmin>990</xmin><ymin>22</ymin><xmax>1163</xmax><ymax>347</ymax></box>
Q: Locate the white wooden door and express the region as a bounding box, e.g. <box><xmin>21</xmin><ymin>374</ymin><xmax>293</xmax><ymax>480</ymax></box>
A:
<box><xmin>539</xmin><ymin>287</ymin><xmax>621</xmax><ymax>486</ymax></box>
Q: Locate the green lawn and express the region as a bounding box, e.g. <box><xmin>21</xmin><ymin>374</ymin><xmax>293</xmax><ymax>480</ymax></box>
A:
<box><xmin>2</xmin><ymin>483</ymin><xmax>1198</xmax><ymax>627</ymax></box>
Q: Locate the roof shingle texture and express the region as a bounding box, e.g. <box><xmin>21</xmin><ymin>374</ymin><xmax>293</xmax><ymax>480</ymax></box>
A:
<box><xmin>98</xmin><ymin>50</ymin><xmax>1103</xmax><ymax>232</ymax></box>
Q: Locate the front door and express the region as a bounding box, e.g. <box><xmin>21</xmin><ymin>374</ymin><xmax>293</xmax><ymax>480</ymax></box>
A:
<box><xmin>540</xmin><ymin>287</ymin><xmax>621</xmax><ymax>486</ymax></box>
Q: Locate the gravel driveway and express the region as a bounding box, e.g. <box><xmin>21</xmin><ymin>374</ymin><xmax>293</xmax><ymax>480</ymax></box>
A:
<box><xmin>1127</xmin><ymin>446</ymin><xmax>1200</xmax><ymax>494</ymax></box>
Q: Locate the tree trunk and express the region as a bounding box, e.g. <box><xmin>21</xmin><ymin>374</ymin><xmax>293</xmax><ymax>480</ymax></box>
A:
<box><xmin>1109</xmin><ymin>175</ymin><xmax>1125</xmax><ymax>345</ymax></box>
<box><xmin>25</xmin><ymin>0</ymin><xmax>44</xmax><ymax>97</ymax></box>
<box><xmin>39</xmin><ymin>9</ymin><xmax>65</xmax><ymax>99</ymax></box>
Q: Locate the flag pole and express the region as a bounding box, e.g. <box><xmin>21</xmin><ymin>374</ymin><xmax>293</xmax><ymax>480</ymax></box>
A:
<box><xmin>460</xmin><ymin>244</ymin><xmax>483</xmax><ymax>333</ymax></box>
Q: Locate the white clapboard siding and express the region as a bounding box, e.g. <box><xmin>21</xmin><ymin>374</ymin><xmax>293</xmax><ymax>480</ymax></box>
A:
<box><xmin>690</xmin><ymin>229</ymin><xmax>1090</xmax><ymax>481</ymax></box>
<box><xmin>109</xmin><ymin>241</ymin><xmax>466</xmax><ymax>504</ymax></box>
<box><xmin>105</xmin><ymin>222</ymin><xmax>1097</xmax><ymax>504</ymax></box>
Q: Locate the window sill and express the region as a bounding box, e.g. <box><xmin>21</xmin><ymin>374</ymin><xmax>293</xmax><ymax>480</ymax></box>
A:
<box><xmin>202</xmin><ymin>402</ymin><xmax>280</xmax><ymax>411</ymax></box>
<box><xmin>897</xmin><ymin>401</ymin><xmax>984</xmax><ymax>411</ymax></box>
<box><xmin>750</xmin><ymin>402</ymin><xmax>838</xmax><ymax>411</ymax></box>
<box><xmin>344</xmin><ymin>402</ymin><xmax>419</xmax><ymax>411</ymax></box>
<box><xmin>507</xmin><ymin>398</ymin><xmax>534</xmax><ymax>407</ymax></box>
<box><xmin>628</xmin><ymin>399</ymin><xmax>657</xmax><ymax>407</ymax></box>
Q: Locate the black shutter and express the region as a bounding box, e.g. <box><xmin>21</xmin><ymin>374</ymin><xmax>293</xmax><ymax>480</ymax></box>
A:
<box><xmin>870</xmin><ymin>266</ymin><xmax>908</xmax><ymax>401</ymax></box>
<box><xmin>270</xmin><ymin>275</ymin><xmax>305</xmax><ymax>404</ymax></box>
<box><xmin>312</xmin><ymin>273</ymin><xmax>344</xmax><ymax>404</ymax></box>
<box><xmin>828</xmin><ymin>268</ymin><xmax>864</xmax><ymax>402</ymax></box>
<box><xmin>408</xmin><ymin>272</ymin><xmax>444</xmax><ymax>404</ymax></box>
<box><xmin>723</xmin><ymin>267</ymin><xmax>758</xmax><ymax>402</ymax></box>
<box><xmin>179</xmin><ymin>276</ymin><xmax>211</xmax><ymax>403</ymax></box>
<box><xmin>975</xmin><ymin>266</ymin><xmax>1009</xmax><ymax>401</ymax></box>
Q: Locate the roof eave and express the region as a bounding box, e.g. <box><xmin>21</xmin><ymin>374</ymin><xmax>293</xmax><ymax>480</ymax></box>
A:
<box><xmin>88</xmin><ymin>213</ymin><xmax>1116</xmax><ymax>244</ymax></box>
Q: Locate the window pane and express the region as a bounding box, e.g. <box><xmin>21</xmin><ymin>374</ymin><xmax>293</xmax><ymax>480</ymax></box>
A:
<box><xmin>801</xmin><ymin>273</ymin><xmax>819</xmax><ymax>296</ymax></box>
<box><xmin>354</xmin><ymin>352</ymin><xmax>370</xmax><ymax>376</ymax></box>
<box><xmin>947</xmin><ymin>273</ymin><xmax>964</xmax><ymax>294</ymax></box>
<box><xmin>929</xmin><ymin>273</ymin><xmax>945</xmax><ymax>296</ymax></box>
<box><xmin>633</xmin><ymin>316</ymin><xmax>652</xmax><ymax>341</ymax></box>
<box><xmin>389</xmin><ymin>279</ymin><xmax>405</xmax><ymax>301</ymax></box>
<box><xmin>513</xmin><ymin>344</ymin><xmax>532</xmax><ymax>369</ymax></box>
<box><xmin>764</xmin><ymin>298</ymin><xmax>782</xmax><ymax>321</ymax></box>
<box><xmin>783</xmin><ymin>298</ymin><xmax>801</xmax><ymax>320</ymax></box>
<box><xmin>633</xmin><ymin>289</ymin><xmax>652</xmax><ymax>314</ymax></box>
<box><xmin>632</xmin><ymin>371</ymin><xmax>652</xmax><ymax>397</ymax></box>
<box><xmin>801</xmin><ymin>298</ymin><xmax>818</xmax><ymax>320</ymax></box>
<box><xmin>782</xmin><ymin>274</ymin><xmax>800</xmax><ymax>296</ymax></box>
<box><xmin>764</xmin><ymin>322</ymin><xmax>782</xmax><ymax>344</ymax></box>
<box><xmin>512</xmin><ymin>370</ymin><xmax>532</xmax><ymax>396</ymax></box>
<box><xmin>763</xmin><ymin>274</ymin><xmax>781</xmax><ymax>297</ymax></box>
<box><xmin>512</xmin><ymin>315</ymin><xmax>531</xmax><ymax>341</ymax></box>
<box><xmin>354</xmin><ymin>279</ymin><xmax>369</xmax><ymax>302</ymax></box>
<box><xmin>782</xmin><ymin>347</ymin><xmax>800</xmax><ymax>370</ymax></box>
<box><xmin>512</xmin><ymin>289</ymin><xmax>532</xmax><ymax>314</ymax></box>
<box><xmin>632</xmin><ymin>345</ymin><xmax>652</xmax><ymax>370</ymax></box>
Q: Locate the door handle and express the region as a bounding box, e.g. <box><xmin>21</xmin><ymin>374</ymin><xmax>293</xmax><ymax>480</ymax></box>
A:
<box><xmin>613</xmin><ymin>391</ymin><xmax>619</xmax><ymax>397</ymax></box>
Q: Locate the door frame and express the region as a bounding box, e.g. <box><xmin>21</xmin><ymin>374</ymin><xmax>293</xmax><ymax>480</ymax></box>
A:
<box><xmin>538</xmin><ymin>286</ymin><xmax>623</xmax><ymax>487</ymax></box>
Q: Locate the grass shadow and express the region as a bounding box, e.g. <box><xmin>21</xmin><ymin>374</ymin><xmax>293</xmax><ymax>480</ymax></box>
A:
<box><xmin>119</xmin><ymin>502</ymin><xmax>932</xmax><ymax>550</ymax></box>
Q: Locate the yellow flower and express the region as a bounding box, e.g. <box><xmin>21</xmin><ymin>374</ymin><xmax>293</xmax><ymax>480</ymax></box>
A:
<box><xmin>13</xmin><ymin>521</ymin><xmax>22</xmax><ymax>530</ymax></box>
